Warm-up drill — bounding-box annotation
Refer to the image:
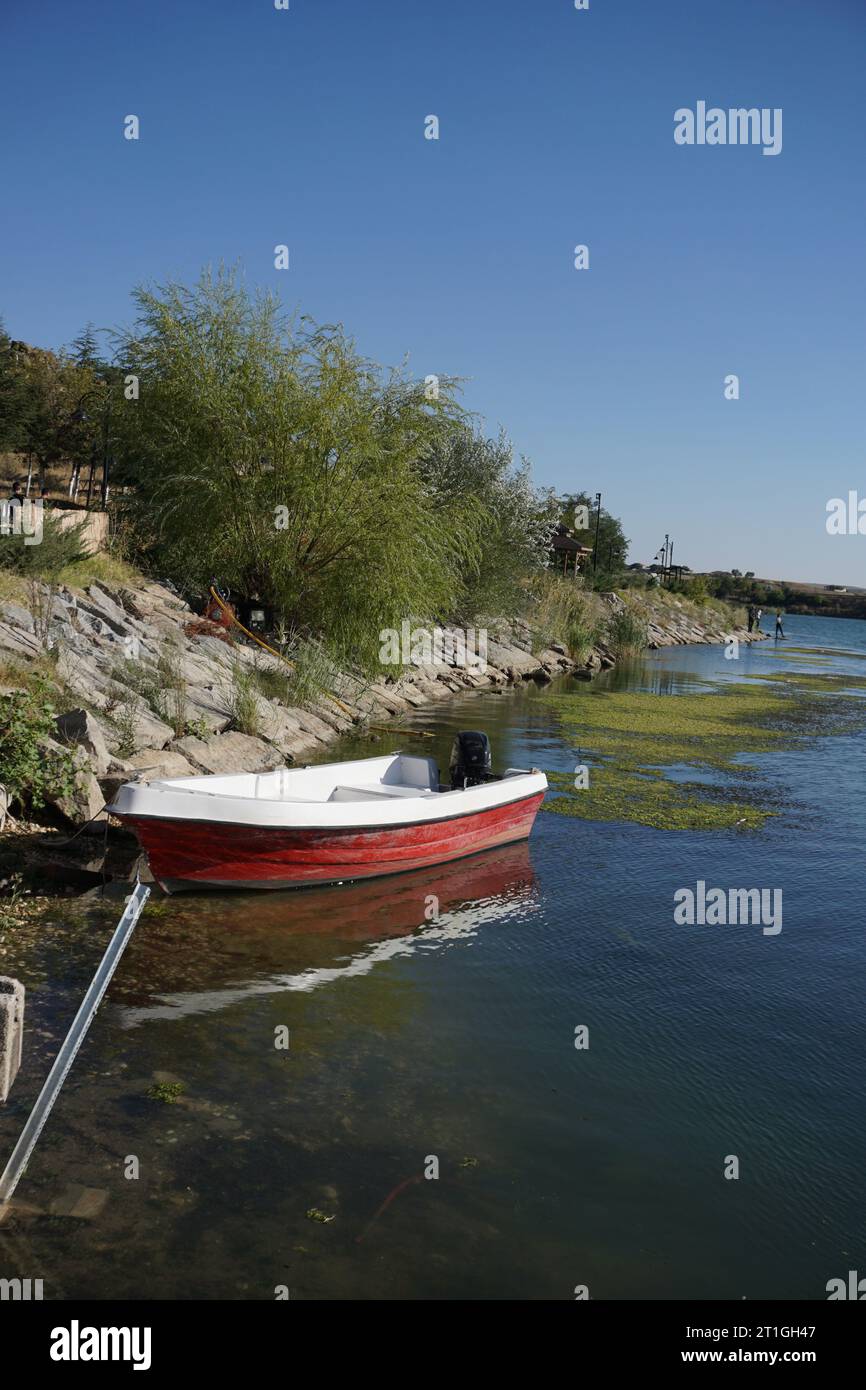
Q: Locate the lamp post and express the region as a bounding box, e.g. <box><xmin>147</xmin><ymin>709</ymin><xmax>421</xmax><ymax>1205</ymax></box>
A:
<box><xmin>68</xmin><ymin>386</ymin><xmax>112</xmax><ymax>509</ymax></box>
<box><xmin>592</xmin><ymin>492</ymin><xmax>602</xmax><ymax>573</ymax></box>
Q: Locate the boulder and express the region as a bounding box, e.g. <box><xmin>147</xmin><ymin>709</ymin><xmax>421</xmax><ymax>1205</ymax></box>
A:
<box><xmin>118</xmin><ymin>748</ymin><xmax>198</xmax><ymax>782</ymax></box>
<box><xmin>42</xmin><ymin>740</ymin><xmax>107</xmax><ymax>830</ymax></box>
<box><xmin>256</xmin><ymin>706</ymin><xmax>321</xmax><ymax>759</ymax></box>
<box><xmin>172</xmin><ymin>731</ymin><xmax>285</xmax><ymax>775</ymax></box>
<box><xmin>54</xmin><ymin>708</ymin><xmax>112</xmax><ymax>777</ymax></box>
<box><xmin>291</xmin><ymin>705</ymin><xmax>344</xmax><ymax>740</ymax></box>
<box><xmin>0</xmin><ymin>602</ymin><xmax>35</xmax><ymax>632</ymax></box>
<box><xmin>0</xmin><ymin>620</ymin><xmax>41</xmax><ymax>659</ymax></box>
<box><xmin>483</xmin><ymin>639</ymin><xmax>543</xmax><ymax>678</ymax></box>
<box><xmin>182</xmin><ymin>686</ymin><xmax>232</xmax><ymax>733</ymax></box>
<box><xmin>367</xmin><ymin>684</ymin><xmax>411</xmax><ymax>714</ymax></box>
<box><xmin>99</xmin><ymin>748</ymin><xmax>200</xmax><ymax>802</ymax></box>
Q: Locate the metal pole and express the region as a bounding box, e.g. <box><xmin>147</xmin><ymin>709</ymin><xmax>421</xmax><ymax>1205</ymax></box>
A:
<box><xmin>592</xmin><ymin>493</ymin><xmax>602</xmax><ymax>572</ymax></box>
<box><xmin>85</xmin><ymin>442</ymin><xmax>98</xmax><ymax>511</ymax></box>
<box><xmin>0</xmin><ymin>882</ymin><xmax>150</xmax><ymax>1205</ymax></box>
<box><xmin>101</xmin><ymin>394</ymin><xmax>112</xmax><ymax>508</ymax></box>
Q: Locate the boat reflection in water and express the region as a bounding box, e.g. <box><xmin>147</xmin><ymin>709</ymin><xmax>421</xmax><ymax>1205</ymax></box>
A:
<box><xmin>116</xmin><ymin>840</ymin><xmax>539</xmax><ymax>1027</ymax></box>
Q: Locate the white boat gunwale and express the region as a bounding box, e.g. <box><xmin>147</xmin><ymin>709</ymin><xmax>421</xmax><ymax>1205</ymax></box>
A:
<box><xmin>108</xmin><ymin>752</ymin><xmax>548</xmax><ymax>831</ymax></box>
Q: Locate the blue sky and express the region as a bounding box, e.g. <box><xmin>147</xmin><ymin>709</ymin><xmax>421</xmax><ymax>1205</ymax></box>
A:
<box><xmin>2</xmin><ymin>0</ymin><xmax>864</xmax><ymax>584</ymax></box>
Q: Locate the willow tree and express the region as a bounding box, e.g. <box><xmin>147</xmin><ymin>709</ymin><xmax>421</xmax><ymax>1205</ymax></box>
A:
<box><xmin>113</xmin><ymin>268</ymin><xmax>477</xmax><ymax>669</ymax></box>
<box><xmin>418</xmin><ymin>426</ymin><xmax>559</xmax><ymax>619</ymax></box>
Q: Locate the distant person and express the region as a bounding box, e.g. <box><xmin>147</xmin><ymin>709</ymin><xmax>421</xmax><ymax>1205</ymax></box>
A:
<box><xmin>7</xmin><ymin>481</ymin><xmax>23</xmax><ymax>519</ymax></box>
<box><xmin>775</xmin><ymin>610</ymin><xmax>785</xmax><ymax>639</ymax></box>
<box><xmin>755</xmin><ymin>607</ymin><xmax>763</xmax><ymax>631</ymax></box>
<box><xmin>747</xmin><ymin>605</ymin><xmax>755</xmax><ymax>632</ymax></box>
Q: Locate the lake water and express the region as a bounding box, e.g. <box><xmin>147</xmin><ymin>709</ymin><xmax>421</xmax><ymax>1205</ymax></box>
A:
<box><xmin>2</xmin><ymin>612</ymin><xmax>865</xmax><ymax>1300</ymax></box>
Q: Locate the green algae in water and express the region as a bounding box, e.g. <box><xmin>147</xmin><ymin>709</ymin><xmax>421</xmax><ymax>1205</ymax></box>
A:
<box><xmin>147</xmin><ymin>1081</ymin><xmax>185</xmax><ymax>1104</ymax></box>
<box><xmin>545</xmin><ymin>766</ymin><xmax>768</xmax><ymax>831</ymax></box>
<box><xmin>740</xmin><ymin>670</ymin><xmax>866</xmax><ymax>692</ymax></box>
<box><xmin>545</xmin><ymin>673</ymin><xmax>866</xmax><ymax>832</ymax></box>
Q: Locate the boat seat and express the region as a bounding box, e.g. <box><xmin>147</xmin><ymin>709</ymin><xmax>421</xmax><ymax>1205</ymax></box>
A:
<box><xmin>329</xmin><ymin>783</ymin><xmax>436</xmax><ymax>802</ymax></box>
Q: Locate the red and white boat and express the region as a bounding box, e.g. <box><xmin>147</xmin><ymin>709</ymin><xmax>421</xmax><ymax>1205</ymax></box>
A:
<box><xmin>108</xmin><ymin>735</ymin><xmax>547</xmax><ymax>894</ymax></box>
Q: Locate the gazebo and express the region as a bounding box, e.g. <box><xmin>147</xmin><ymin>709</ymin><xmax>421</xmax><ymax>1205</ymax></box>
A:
<box><xmin>550</xmin><ymin>524</ymin><xmax>593</xmax><ymax>578</ymax></box>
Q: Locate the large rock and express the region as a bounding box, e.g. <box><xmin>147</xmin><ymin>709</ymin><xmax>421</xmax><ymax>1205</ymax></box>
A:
<box><xmin>182</xmin><ymin>686</ymin><xmax>232</xmax><ymax>733</ymax></box>
<box><xmin>290</xmin><ymin>705</ymin><xmax>342</xmax><ymax>740</ymax></box>
<box><xmin>256</xmin><ymin>705</ymin><xmax>321</xmax><ymax>759</ymax></box>
<box><xmin>0</xmin><ymin>602</ymin><xmax>35</xmax><ymax>632</ymax></box>
<box><xmin>367</xmin><ymin>683</ymin><xmax>411</xmax><ymax>715</ymax></box>
<box><xmin>120</xmin><ymin>748</ymin><xmax>199</xmax><ymax>781</ymax></box>
<box><xmin>0</xmin><ymin>619</ymin><xmax>42</xmax><ymax>659</ymax></box>
<box><xmin>172</xmin><ymin>731</ymin><xmax>285</xmax><ymax>775</ymax></box>
<box><xmin>100</xmin><ymin>748</ymin><xmax>199</xmax><ymax>801</ymax></box>
<box><xmin>482</xmin><ymin>639</ymin><xmax>543</xmax><ymax>679</ymax></box>
<box><xmin>42</xmin><ymin>740</ymin><xmax>107</xmax><ymax>830</ymax></box>
<box><xmin>54</xmin><ymin>708</ymin><xmax>112</xmax><ymax>776</ymax></box>
<box><xmin>54</xmin><ymin>649</ymin><xmax>175</xmax><ymax>750</ymax></box>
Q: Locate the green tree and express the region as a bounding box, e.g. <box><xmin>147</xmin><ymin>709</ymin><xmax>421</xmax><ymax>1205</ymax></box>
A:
<box><xmin>417</xmin><ymin>426</ymin><xmax>558</xmax><ymax>617</ymax></box>
<box><xmin>71</xmin><ymin>323</ymin><xmax>102</xmax><ymax>370</ymax></box>
<box><xmin>8</xmin><ymin>345</ymin><xmax>105</xmax><ymax>492</ymax></box>
<box><xmin>557</xmin><ymin>492</ymin><xmax>629</xmax><ymax>583</ymax></box>
<box><xmin>0</xmin><ymin>319</ymin><xmax>34</xmax><ymax>454</ymax></box>
<box><xmin>112</xmin><ymin>267</ymin><xmax>477</xmax><ymax>668</ymax></box>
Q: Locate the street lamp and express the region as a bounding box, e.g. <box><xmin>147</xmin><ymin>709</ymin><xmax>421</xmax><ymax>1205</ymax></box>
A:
<box><xmin>592</xmin><ymin>492</ymin><xmax>602</xmax><ymax>573</ymax></box>
<box><xmin>67</xmin><ymin>386</ymin><xmax>112</xmax><ymax>508</ymax></box>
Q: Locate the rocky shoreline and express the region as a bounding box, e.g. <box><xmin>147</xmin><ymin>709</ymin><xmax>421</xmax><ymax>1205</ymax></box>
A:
<box><xmin>0</xmin><ymin>576</ymin><xmax>764</xmax><ymax>878</ymax></box>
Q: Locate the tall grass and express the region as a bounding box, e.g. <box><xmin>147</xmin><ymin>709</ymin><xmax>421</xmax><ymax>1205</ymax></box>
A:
<box><xmin>225</xmin><ymin>661</ymin><xmax>261</xmax><ymax>736</ymax></box>
<box><xmin>607</xmin><ymin>608</ymin><xmax>648</xmax><ymax>656</ymax></box>
<box><xmin>527</xmin><ymin>573</ymin><xmax>604</xmax><ymax>661</ymax></box>
<box><xmin>250</xmin><ymin>639</ymin><xmax>339</xmax><ymax>711</ymax></box>
<box><xmin>110</xmin><ymin>642</ymin><xmax>189</xmax><ymax>736</ymax></box>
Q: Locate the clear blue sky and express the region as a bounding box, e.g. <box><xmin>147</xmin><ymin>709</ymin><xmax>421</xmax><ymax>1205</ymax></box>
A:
<box><xmin>2</xmin><ymin>0</ymin><xmax>864</xmax><ymax>584</ymax></box>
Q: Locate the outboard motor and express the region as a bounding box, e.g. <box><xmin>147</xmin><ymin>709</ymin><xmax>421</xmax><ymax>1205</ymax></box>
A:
<box><xmin>450</xmin><ymin>731</ymin><xmax>492</xmax><ymax>790</ymax></box>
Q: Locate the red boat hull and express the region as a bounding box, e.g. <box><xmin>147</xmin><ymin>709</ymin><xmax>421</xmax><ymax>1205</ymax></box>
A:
<box><xmin>121</xmin><ymin>791</ymin><xmax>545</xmax><ymax>892</ymax></box>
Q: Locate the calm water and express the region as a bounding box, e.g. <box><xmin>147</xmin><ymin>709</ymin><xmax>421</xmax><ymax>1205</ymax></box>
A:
<box><xmin>2</xmin><ymin>613</ymin><xmax>865</xmax><ymax>1300</ymax></box>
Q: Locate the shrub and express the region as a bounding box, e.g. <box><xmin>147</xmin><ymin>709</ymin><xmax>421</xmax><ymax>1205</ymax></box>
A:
<box><xmin>112</xmin><ymin>697</ymin><xmax>142</xmax><ymax>759</ymax></box>
<box><xmin>155</xmin><ymin>644</ymin><xmax>188</xmax><ymax>737</ymax></box>
<box><xmin>225</xmin><ymin>661</ymin><xmax>261</xmax><ymax>736</ymax></box>
<box><xmin>284</xmin><ymin>639</ymin><xmax>340</xmax><ymax>709</ymax></box>
<box><xmin>0</xmin><ymin>509</ymin><xmax>88</xmax><ymax>578</ymax></box>
<box><xmin>526</xmin><ymin>572</ymin><xmax>604</xmax><ymax>660</ymax></box>
<box><xmin>607</xmin><ymin>608</ymin><xmax>648</xmax><ymax>656</ymax></box>
<box><xmin>684</xmin><ymin>576</ymin><xmax>709</xmax><ymax>606</ymax></box>
<box><xmin>0</xmin><ymin>679</ymin><xmax>78</xmax><ymax>811</ymax></box>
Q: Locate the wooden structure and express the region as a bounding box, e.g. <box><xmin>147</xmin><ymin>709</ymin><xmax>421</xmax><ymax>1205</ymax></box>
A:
<box><xmin>550</xmin><ymin>525</ymin><xmax>593</xmax><ymax>577</ymax></box>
